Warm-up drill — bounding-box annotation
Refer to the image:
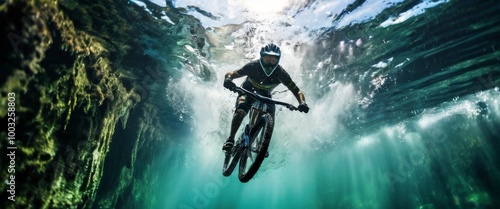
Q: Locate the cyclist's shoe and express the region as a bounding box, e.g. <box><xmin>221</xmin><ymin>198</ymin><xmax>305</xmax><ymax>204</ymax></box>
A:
<box><xmin>222</xmin><ymin>139</ymin><xmax>234</xmax><ymax>152</ymax></box>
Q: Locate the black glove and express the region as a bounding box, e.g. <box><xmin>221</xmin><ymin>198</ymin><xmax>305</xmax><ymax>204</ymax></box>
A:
<box><xmin>298</xmin><ymin>103</ymin><xmax>309</xmax><ymax>113</ymax></box>
<box><xmin>223</xmin><ymin>79</ymin><xmax>236</xmax><ymax>91</ymax></box>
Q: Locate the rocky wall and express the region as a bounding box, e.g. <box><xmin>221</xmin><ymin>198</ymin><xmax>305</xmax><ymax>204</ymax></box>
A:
<box><xmin>0</xmin><ymin>0</ymin><xmax>208</xmax><ymax>208</ymax></box>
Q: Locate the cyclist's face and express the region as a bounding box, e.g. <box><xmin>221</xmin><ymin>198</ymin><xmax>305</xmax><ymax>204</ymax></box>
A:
<box><xmin>262</xmin><ymin>55</ymin><xmax>279</xmax><ymax>65</ymax></box>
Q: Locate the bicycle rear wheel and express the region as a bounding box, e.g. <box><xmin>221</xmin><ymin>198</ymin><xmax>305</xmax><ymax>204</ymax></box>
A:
<box><xmin>222</xmin><ymin>140</ymin><xmax>242</xmax><ymax>176</ymax></box>
<box><xmin>238</xmin><ymin>113</ymin><xmax>274</xmax><ymax>182</ymax></box>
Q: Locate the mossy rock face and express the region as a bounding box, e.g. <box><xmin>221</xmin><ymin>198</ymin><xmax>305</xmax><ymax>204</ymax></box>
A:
<box><xmin>0</xmin><ymin>0</ymin><xmax>207</xmax><ymax>208</ymax></box>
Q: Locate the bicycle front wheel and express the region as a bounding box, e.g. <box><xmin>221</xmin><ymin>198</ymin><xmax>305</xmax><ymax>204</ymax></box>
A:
<box><xmin>238</xmin><ymin>113</ymin><xmax>274</xmax><ymax>182</ymax></box>
<box><xmin>222</xmin><ymin>140</ymin><xmax>242</xmax><ymax>177</ymax></box>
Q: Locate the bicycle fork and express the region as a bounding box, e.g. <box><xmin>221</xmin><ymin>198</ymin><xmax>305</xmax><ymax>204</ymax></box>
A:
<box><xmin>242</xmin><ymin>124</ymin><xmax>268</xmax><ymax>158</ymax></box>
<box><xmin>242</xmin><ymin>125</ymin><xmax>250</xmax><ymax>148</ymax></box>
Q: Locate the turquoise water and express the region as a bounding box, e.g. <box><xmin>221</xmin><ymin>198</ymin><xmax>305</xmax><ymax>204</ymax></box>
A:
<box><xmin>99</xmin><ymin>0</ymin><xmax>500</xmax><ymax>208</ymax></box>
<box><xmin>165</xmin><ymin>90</ymin><xmax>499</xmax><ymax>209</ymax></box>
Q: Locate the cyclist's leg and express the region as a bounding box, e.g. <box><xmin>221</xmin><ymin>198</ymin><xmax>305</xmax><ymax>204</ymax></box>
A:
<box><xmin>223</xmin><ymin>95</ymin><xmax>251</xmax><ymax>150</ymax></box>
<box><xmin>230</xmin><ymin>95</ymin><xmax>252</xmax><ymax>140</ymax></box>
<box><xmin>228</xmin><ymin>109</ymin><xmax>246</xmax><ymax>141</ymax></box>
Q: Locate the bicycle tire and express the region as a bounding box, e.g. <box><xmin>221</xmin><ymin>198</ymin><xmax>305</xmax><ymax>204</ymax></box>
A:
<box><xmin>238</xmin><ymin>113</ymin><xmax>274</xmax><ymax>182</ymax></box>
<box><xmin>222</xmin><ymin>141</ymin><xmax>242</xmax><ymax>176</ymax></box>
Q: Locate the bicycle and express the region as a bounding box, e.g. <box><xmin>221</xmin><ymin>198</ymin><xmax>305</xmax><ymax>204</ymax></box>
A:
<box><xmin>222</xmin><ymin>87</ymin><xmax>300</xmax><ymax>182</ymax></box>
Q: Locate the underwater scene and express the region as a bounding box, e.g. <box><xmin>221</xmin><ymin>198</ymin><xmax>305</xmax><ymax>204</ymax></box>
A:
<box><xmin>0</xmin><ymin>0</ymin><xmax>499</xmax><ymax>208</ymax></box>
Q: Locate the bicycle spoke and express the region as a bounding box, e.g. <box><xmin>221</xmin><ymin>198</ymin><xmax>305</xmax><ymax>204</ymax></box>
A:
<box><xmin>249</xmin><ymin>149</ymin><xmax>255</xmax><ymax>162</ymax></box>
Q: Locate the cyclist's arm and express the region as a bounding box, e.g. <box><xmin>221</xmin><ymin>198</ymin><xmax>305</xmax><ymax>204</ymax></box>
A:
<box><xmin>226</xmin><ymin>61</ymin><xmax>256</xmax><ymax>81</ymax></box>
<box><xmin>279</xmin><ymin>69</ymin><xmax>307</xmax><ymax>104</ymax></box>
<box><xmin>224</xmin><ymin>70</ymin><xmax>244</xmax><ymax>81</ymax></box>
<box><xmin>288</xmin><ymin>83</ymin><xmax>306</xmax><ymax>105</ymax></box>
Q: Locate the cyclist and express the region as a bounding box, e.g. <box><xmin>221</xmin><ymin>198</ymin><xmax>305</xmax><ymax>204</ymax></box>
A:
<box><xmin>222</xmin><ymin>43</ymin><xmax>310</xmax><ymax>151</ymax></box>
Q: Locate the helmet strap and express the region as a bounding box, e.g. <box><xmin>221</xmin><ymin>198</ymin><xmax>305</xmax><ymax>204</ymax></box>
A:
<box><xmin>259</xmin><ymin>59</ymin><xmax>278</xmax><ymax>76</ymax></box>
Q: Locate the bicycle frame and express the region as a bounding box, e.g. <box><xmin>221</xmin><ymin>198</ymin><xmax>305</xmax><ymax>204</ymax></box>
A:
<box><xmin>248</xmin><ymin>100</ymin><xmax>266</xmax><ymax>130</ymax></box>
<box><xmin>240</xmin><ymin>100</ymin><xmax>267</xmax><ymax>149</ymax></box>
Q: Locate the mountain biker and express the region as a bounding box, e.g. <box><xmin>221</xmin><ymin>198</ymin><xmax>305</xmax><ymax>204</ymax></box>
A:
<box><xmin>222</xmin><ymin>43</ymin><xmax>310</xmax><ymax>151</ymax></box>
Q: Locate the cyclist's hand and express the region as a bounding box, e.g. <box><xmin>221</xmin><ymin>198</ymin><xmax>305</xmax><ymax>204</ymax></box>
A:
<box><xmin>223</xmin><ymin>79</ymin><xmax>236</xmax><ymax>91</ymax></box>
<box><xmin>286</xmin><ymin>104</ymin><xmax>296</xmax><ymax>111</ymax></box>
<box><xmin>298</xmin><ymin>103</ymin><xmax>309</xmax><ymax>113</ymax></box>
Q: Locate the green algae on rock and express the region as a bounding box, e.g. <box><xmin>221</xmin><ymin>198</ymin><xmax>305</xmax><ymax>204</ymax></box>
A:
<box><xmin>0</xmin><ymin>0</ymin><xmax>210</xmax><ymax>208</ymax></box>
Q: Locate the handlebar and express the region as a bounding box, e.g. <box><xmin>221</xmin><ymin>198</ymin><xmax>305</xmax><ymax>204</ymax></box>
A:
<box><xmin>232</xmin><ymin>87</ymin><xmax>299</xmax><ymax>111</ymax></box>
